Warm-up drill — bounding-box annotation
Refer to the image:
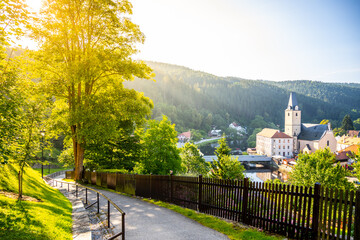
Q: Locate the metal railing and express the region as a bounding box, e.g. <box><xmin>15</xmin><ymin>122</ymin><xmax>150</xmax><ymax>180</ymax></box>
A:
<box><xmin>48</xmin><ymin>178</ymin><xmax>125</xmax><ymax>240</ymax></box>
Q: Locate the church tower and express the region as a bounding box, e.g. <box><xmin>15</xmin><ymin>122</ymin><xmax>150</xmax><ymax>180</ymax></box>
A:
<box><xmin>284</xmin><ymin>92</ymin><xmax>301</xmax><ymax>137</ymax></box>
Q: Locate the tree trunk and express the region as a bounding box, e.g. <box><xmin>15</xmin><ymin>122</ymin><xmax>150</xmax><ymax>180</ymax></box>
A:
<box><xmin>18</xmin><ymin>171</ymin><xmax>22</xmax><ymax>201</ymax></box>
<box><xmin>72</xmin><ymin>128</ymin><xmax>85</xmax><ymax>181</ymax></box>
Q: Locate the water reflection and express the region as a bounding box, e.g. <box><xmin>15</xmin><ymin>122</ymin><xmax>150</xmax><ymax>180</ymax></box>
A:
<box><xmin>244</xmin><ymin>165</ymin><xmax>289</xmax><ymax>182</ymax></box>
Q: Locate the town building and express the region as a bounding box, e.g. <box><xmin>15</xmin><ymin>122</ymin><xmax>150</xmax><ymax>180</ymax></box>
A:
<box><xmin>177</xmin><ymin>131</ymin><xmax>191</xmax><ymax>143</ymax></box>
<box><xmin>256</xmin><ymin>92</ymin><xmax>337</xmax><ymax>157</ymax></box>
<box><xmin>256</xmin><ymin>128</ymin><xmax>293</xmax><ymax>157</ymax></box>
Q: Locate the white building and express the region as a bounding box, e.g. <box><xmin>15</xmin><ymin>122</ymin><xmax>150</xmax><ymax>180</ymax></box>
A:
<box><xmin>256</xmin><ymin>128</ymin><xmax>293</xmax><ymax>157</ymax></box>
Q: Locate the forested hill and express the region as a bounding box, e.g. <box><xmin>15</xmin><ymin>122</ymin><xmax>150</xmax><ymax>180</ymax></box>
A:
<box><xmin>124</xmin><ymin>61</ymin><xmax>360</xmax><ymax>133</ymax></box>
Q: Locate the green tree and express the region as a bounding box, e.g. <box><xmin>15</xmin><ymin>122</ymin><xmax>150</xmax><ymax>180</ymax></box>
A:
<box><xmin>180</xmin><ymin>143</ymin><xmax>209</xmax><ymax>176</ymax></box>
<box><xmin>354</xmin><ymin>118</ymin><xmax>360</xmax><ymax>130</ymax></box>
<box><xmin>134</xmin><ymin>115</ymin><xmax>182</xmax><ymax>175</ymax></box>
<box><xmin>290</xmin><ymin>148</ymin><xmax>353</xmax><ymax>190</ymax></box>
<box><xmin>352</xmin><ymin>147</ymin><xmax>360</xmax><ymax>183</ymax></box>
<box><xmin>342</xmin><ymin>114</ymin><xmax>354</xmax><ymax>132</ymax></box>
<box><xmin>30</xmin><ymin>0</ymin><xmax>154</xmax><ymax>180</ymax></box>
<box><xmin>210</xmin><ymin>136</ymin><xmax>245</xmax><ymax>180</ymax></box>
<box><xmin>247</xmin><ymin>128</ymin><xmax>262</xmax><ymax>148</ymax></box>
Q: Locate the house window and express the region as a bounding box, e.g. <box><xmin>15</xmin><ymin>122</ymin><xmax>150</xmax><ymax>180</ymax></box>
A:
<box><xmin>327</xmin><ymin>140</ymin><xmax>329</xmax><ymax>146</ymax></box>
<box><xmin>283</xmin><ymin>146</ymin><xmax>285</xmax><ymax>149</ymax></box>
<box><xmin>279</xmin><ymin>146</ymin><xmax>281</xmax><ymax>149</ymax></box>
<box><xmin>288</xmin><ymin>146</ymin><xmax>290</xmax><ymax>149</ymax></box>
<box><xmin>279</xmin><ymin>140</ymin><xmax>281</xmax><ymax>143</ymax></box>
<box><xmin>283</xmin><ymin>152</ymin><xmax>285</xmax><ymax>156</ymax></box>
<box><xmin>288</xmin><ymin>140</ymin><xmax>290</xmax><ymax>143</ymax></box>
<box><xmin>279</xmin><ymin>152</ymin><xmax>281</xmax><ymax>155</ymax></box>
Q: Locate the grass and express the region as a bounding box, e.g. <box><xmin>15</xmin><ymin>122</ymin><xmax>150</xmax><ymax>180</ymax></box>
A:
<box><xmin>32</xmin><ymin>167</ymin><xmax>71</xmax><ymax>176</ymax></box>
<box><xmin>79</xmin><ymin>182</ymin><xmax>283</xmax><ymax>240</ymax></box>
<box><xmin>0</xmin><ymin>163</ymin><xmax>72</xmax><ymax>240</ymax></box>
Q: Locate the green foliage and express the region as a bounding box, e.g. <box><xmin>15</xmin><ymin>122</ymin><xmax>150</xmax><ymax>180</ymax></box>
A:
<box><xmin>290</xmin><ymin>149</ymin><xmax>354</xmax><ymax>190</ymax></box>
<box><xmin>134</xmin><ymin>115</ymin><xmax>182</xmax><ymax>175</ymax></box>
<box><xmin>354</xmin><ymin>118</ymin><xmax>360</xmax><ymax>130</ymax></box>
<box><xmin>0</xmin><ymin>164</ymin><xmax>72</xmax><ymax>239</ymax></box>
<box><xmin>29</xmin><ymin>0</ymin><xmax>154</xmax><ymax>179</ymax></box>
<box><xmin>247</xmin><ymin>128</ymin><xmax>262</xmax><ymax>148</ymax></box>
<box><xmin>352</xmin><ymin>147</ymin><xmax>360</xmax><ymax>182</ymax></box>
<box><xmin>210</xmin><ymin>137</ymin><xmax>245</xmax><ymax>180</ymax></box>
<box><xmin>180</xmin><ymin>143</ymin><xmax>209</xmax><ymax>176</ymax></box>
<box><xmin>320</xmin><ymin>119</ymin><xmax>329</xmax><ymax>124</ymax></box>
<box><xmin>342</xmin><ymin>114</ymin><xmax>354</xmax><ymax>131</ymax></box>
<box><xmin>333</xmin><ymin>127</ymin><xmax>345</xmax><ymax>136</ymax></box>
<box><xmin>126</xmin><ymin>62</ymin><xmax>360</xmax><ymax>136</ymax></box>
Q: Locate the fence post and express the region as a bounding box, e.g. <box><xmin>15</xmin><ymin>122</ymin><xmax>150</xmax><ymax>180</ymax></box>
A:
<box><xmin>122</xmin><ymin>213</ymin><xmax>125</xmax><ymax>240</ymax></box>
<box><xmin>355</xmin><ymin>190</ymin><xmax>360</xmax><ymax>240</ymax></box>
<box><xmin>150</xmin><ymin>173</ymin><xmax>152</xmax><ymax>199</ymax></box>
<box><xmin>170</xmin><ymin>172</ymin><xmax>173</xmax><ymax>203</ymax></box>
<box><xmin>242</xmin><ymin>178</ymin><xmax>249</xmax><ymax>224</ymax></box>
<box><xmin>312</xmin><ymin>182</ymin><xmax>321</xmax><ymax>240</ymax></box>
<box><xmin>198</xmin><ymin>174</ymin><xmax>203</xmax><ymax>212</ymax></box>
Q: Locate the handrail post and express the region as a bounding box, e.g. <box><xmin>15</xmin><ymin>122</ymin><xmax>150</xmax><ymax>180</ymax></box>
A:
<box><xmin>67</xmin><ymin>183</ymin><xmax>69</xmax><ymax>191</ymax></box>
<box><xmin>108</xmin><ymin>200</ymin><xmax>110</xmax><ymax>228</ymax></box>
<box><xmin>76</xmin><ymin>185</ymin><xmax>78</xmax><ymax>197</ymax></box>
<box><xmin>86</xmin><ymin>188</ymin><xmax>88</xmax><ymax>205</ymax></box>
<box><xmin>198</xmin><ymin>174</ymin><xmax>203</xmax><ymax>212</ymax></box>
<box><xmin>242</xmin><ymin>178</ymin><xmax>249</xmax><ymax>224</ymax></box>
<box><xmin>97</xmin><ymin>193</ymin><xmax>99</xmax><ymax>214</ymax></box>
<box><xmin>355</xmin><ymin>190</ymin><xmax>360</xmax><ymax>240</ymax></box>
<box><xmin>312</xmin><ymin>182</ymin><xmax>321</xmax><ymax>240</ymax></box>
<box><xmin>122</xmin><ymin>213</ymin><xmax>125</xmax><ymax>240</ymax></box>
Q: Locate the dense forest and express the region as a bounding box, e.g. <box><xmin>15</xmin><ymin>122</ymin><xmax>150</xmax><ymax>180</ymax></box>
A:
<box><xmin>125</xmin><ymin>61</ymin><xmax>360</xmax><ymax>136</ymax></box>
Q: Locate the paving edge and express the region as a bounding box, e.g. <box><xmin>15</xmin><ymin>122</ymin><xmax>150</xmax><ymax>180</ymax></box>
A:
<box><xmin>59</xmin><ymin>188</ymin><xmax>92</xmax><ymax>240</ymax></box>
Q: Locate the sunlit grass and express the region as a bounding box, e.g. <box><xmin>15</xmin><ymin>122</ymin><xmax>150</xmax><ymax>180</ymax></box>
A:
<box><xmin>32</xmin><ymin>167</ymin><xmax>71</xmax><ymax>176</ymax></box>
<box><xmin>0</xmin><ymin>164</ymin><xmax>72</xmax><ymax>240</ymax></box>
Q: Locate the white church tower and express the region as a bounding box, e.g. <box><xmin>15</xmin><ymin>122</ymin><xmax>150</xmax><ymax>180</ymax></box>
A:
<box><xmin>285</xmin><ymin>92</ymin><xmax>301</xmax><ymax>151</ymax></box>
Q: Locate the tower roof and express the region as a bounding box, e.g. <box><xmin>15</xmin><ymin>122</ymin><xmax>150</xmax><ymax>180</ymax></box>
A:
<box><xmin>287</xmin><ymin>92</ymin><xmax>299</xmax><ymax>110</ymax></box>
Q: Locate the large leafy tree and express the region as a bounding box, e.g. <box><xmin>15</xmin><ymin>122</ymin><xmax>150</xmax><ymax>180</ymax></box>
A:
<box><xmin>134</xmin><ymin>115</ymin><xmax>182</xmax><ymax>175</ymax></box>
<box><xmin>180</xmin><ymin>142</ymin><xmax>209</xmax><ymax>176</ymax></box>
<box><xmin>210</xmin><ymin>136</ymin><xmax>245</xmax><ymax>180</ymax></box>
<box><xmin>290</xmin><ymin>148</ymin><xmax>353</xmax><ymax>190</ymax></box>
<box><xmin>30</xmin><ymin>0</ymin><xmax>153</xmax><ymax>180</ymax></box>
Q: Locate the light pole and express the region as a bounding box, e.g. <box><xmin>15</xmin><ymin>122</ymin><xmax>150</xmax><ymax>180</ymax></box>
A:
<box><xmin>40</xmin><ymin>130</ymin><xmax>45</xmax><ymax>179</ymax></box>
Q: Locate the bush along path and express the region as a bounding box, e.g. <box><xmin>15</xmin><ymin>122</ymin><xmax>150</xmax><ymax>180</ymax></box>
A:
<box><xmin>51</xmin><ymin>174</ymin><xmax>229</xmax><ymax>240</ymax></box>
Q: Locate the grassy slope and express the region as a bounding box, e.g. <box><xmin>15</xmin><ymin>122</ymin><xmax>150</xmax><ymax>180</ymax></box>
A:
<box><xmin>32</xmin><ymin>167</ymin><xmax>71</xmax><ymax>176</ymax></box>
<box><xmin>0</xmin><ymin>164</ymin><xmax>72</xmax><ymax>240</ymax></box>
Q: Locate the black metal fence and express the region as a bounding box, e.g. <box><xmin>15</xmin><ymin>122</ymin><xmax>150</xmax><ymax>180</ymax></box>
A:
<box><xmin>66</xmin><ymin>171</ymin><xmax>360</xmax><ymax>240</ymax></box>
<box><xmin>48</xmin><ymin>176</ymin><xmax>125</xmax><ymax>240</ymax></box>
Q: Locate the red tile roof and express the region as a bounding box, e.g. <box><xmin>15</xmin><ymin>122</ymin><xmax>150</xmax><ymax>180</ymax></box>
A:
<box><xmin>178</xmin><ymin>131</ymin><xmax>191</xmax><ymax>139</ymax></box>
<box><xmin>271</xmin><ymin>131</ymin><xmax>292</xmax><ymax>138</ymax></box>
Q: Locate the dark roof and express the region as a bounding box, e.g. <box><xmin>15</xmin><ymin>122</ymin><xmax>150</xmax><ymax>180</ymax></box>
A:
<box><xmin>287</xmin><ymin>92</ymin><xmax>299</xmax><ymax>110</ymax></box>
<box><xmin>336</xmin><ymin>151</ymin><xmax>352</xmax><ymax>161</ymax></box>
<box><xmin>298</xmin><ymin>124</ymin><xmax>328</xmax><ymax>141</ymax></box>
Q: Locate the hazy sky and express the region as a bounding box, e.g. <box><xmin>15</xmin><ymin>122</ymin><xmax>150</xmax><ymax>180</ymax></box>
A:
<box><xmin>26</xmin><ymin>0</ymin><xmax>360</xmax><ymax>83</ymax></box>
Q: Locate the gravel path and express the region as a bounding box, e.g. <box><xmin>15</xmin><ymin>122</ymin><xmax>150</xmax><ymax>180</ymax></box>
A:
<box><xmin>53</xmin><ymin>175</ymin><xmax>229</xmax><ymax>240</ymax></box>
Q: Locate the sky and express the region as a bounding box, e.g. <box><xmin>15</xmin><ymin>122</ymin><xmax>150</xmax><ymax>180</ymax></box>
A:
<box><xmin>25</xmin><ymin>0</ymin><xmax>360</xmax><ymax>83</ymax></box>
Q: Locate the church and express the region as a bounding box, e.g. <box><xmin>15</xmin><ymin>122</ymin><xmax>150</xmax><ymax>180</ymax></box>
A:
<box><xmin>256</xmin><ymin>92</ymin><xmax>337</xmax><ymax>157</ymax></box>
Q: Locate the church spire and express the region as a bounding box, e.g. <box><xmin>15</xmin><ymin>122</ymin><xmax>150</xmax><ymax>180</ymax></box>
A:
<box><xmin>287</xmin><ymin>92</ymin><xmax>299</xmax><ymax>110</ymax></box>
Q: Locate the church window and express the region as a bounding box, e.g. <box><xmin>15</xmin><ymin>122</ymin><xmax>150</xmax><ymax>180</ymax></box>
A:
<box><xmin>327</xmin><ymin>140</ymin><xmax>329</xmax><ymax>146</ymax></box>
<box><xmin>288</xmin><ymin>113</ymin><xmax>290</xmax><ymax>116</ymax></box>
<box><xmin>296</xmin><ymin>113</ymin><xmax>298</xmax><ymax>116</ymax></box>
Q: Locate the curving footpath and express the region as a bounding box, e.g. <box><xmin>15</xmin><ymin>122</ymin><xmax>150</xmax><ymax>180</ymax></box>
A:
<box><xmin>52</xmin><ymin>174</ymin><xmax>229</xmax><ymax>240</ymax></box>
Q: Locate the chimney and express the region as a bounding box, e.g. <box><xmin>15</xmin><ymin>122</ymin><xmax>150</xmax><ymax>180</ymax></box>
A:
<box><xmin>327</xmin><ymin>122</ymin><xmax>331</xmax><ymax>130</ymax></box>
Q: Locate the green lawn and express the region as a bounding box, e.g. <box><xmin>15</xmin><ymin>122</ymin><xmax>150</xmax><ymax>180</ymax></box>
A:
<box><xmin>0</xmin><ymin>164</ymin><xmax>72</xmax><ymax>240</ymax></box>
<box><xmin>32</xmin><ymin>167</ymin><xmax>71</xmax><ymax>176</ymax></box>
